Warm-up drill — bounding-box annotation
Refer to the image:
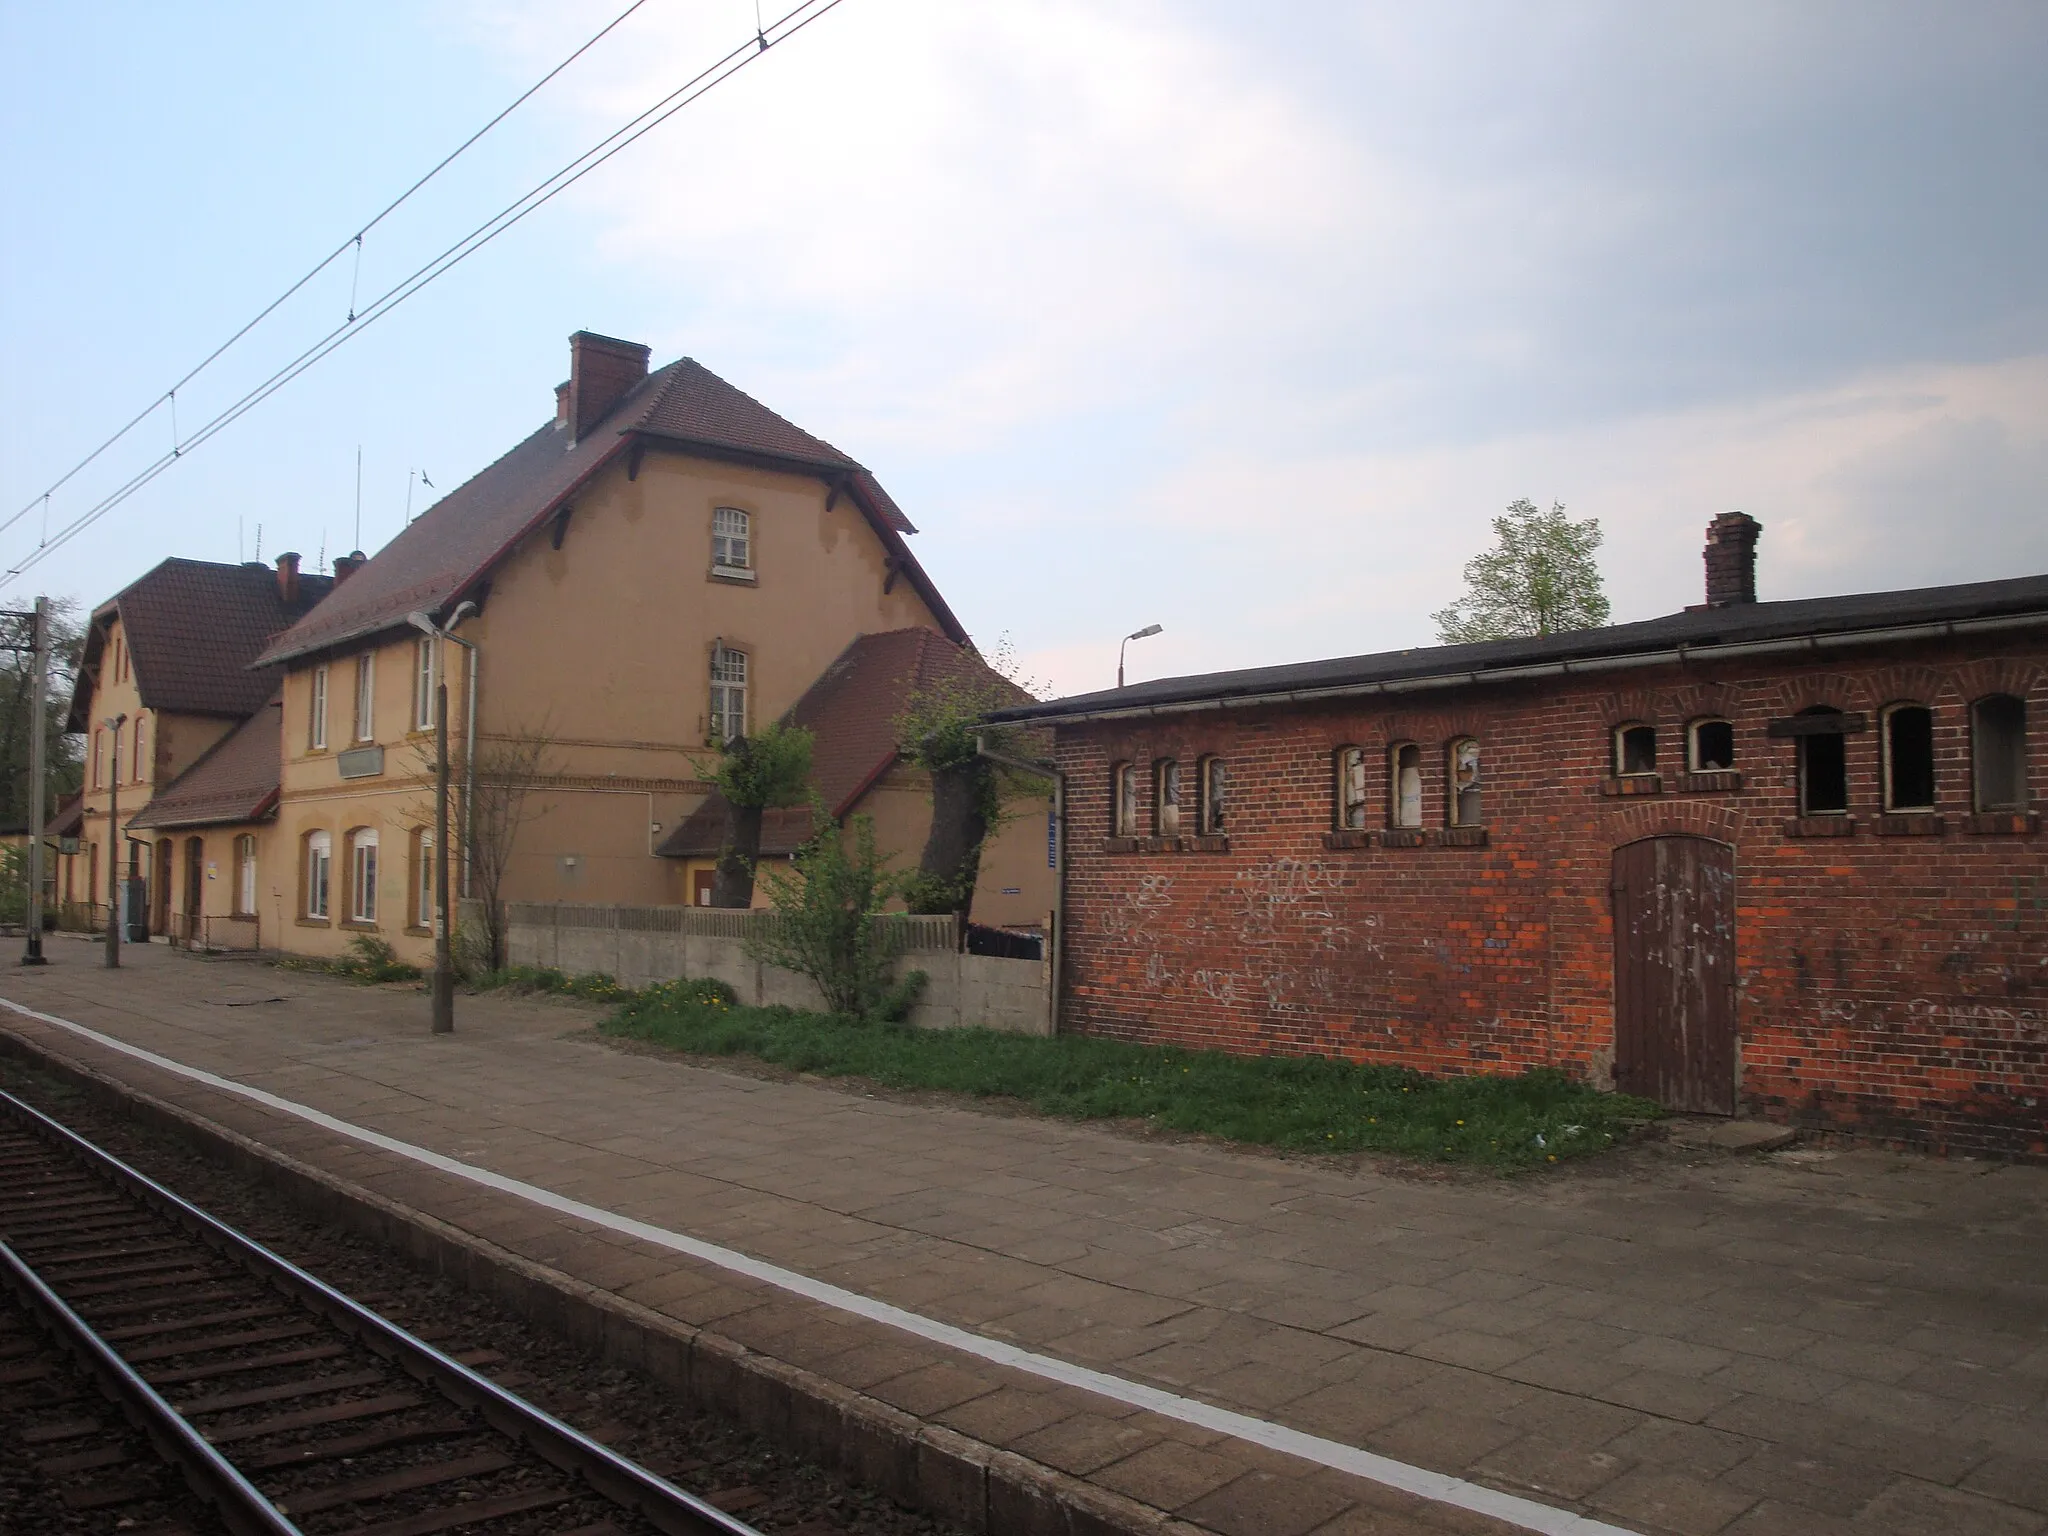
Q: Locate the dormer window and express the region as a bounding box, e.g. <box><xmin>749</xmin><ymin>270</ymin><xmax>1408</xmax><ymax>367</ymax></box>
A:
<box><xmin>712</xmin><ymin>507</ymin><xmax>754</xmax><ymax>580</ymax></box>
<box><xmin>1615</xmin><ymin>724</ymin><xmax>1656</xmax><ymax>776</ymax></box>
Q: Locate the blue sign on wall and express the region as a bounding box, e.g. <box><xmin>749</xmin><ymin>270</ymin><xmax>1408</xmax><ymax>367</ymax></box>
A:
<box><xmin>1047</xmin><ymin>810</ymin><xmax>1058</xmax><ymax>869</ymax></box>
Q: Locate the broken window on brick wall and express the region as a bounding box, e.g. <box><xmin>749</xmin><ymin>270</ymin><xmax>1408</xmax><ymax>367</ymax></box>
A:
<box><xmin>1796</xmin><ymin>706</ymin><xmax>1850</xmax><ymax>815</ymax></box>
<box><xmin>1155</xmin><ymin>759</ymin><xmax>1181</xmax><ymax>836</ymax></box>
<box><xmin>1972</xmin><ymin>695</ymin><xmax>2027</xmax><ymax>811</ymax></box>
<box><xmin>1336</xmin><ymin>747</ymin><xmax>1368</xmax><ymax>830</ymax></box>
<box><xmin>1198</xmin><ymin>756</ymin><xmax>1227</xmax><ymax>835</ymax></box>
<box><xmin>1882</xmin><ymin>704</ymin><xmax>1935</xmax><ymax>812</ymax></box>
<box><xmin>1449</xmin><ymin>738</ymin><xmax>1482</xmax><ymax>827</ymax></box>
<box><xmin>1111</xmin><ymin>762</ymin><xmax>1138</xmax><ymax>837</ymax></box>
<box><xmin>1615</xmin><ymin>724</ymin><xmax>1656</xmax><ymax>776</ymax></box>
<box><xmin>1389</xmin><ymin>743</ymin><xmax>1422</xmax><ymax>829</ymax></box>
<box><xmin>1689</xmin><ymin>718</ymin><xmax>1735</xmax><ymax>772</ymax></box>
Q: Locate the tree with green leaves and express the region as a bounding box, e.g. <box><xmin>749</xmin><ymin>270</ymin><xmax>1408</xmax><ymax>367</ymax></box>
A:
<box><xmin>707</xmin><ymin>720</ymin><xmax>814</xmax><ymax>908</ymax></box>
<box><xmin>1432</xmin><ymin>499</ymin><xmax>1611</xmax><ymax>644</ymax></box>
<box><xmin>746</xmin><ymin>797</ymin><xmax>918</xmax><ymax>1019</ymax></box>
<box><xmin>0</xmin><ymin>596</ymin><xmax>85</xmax><ymax>832</ymax></box>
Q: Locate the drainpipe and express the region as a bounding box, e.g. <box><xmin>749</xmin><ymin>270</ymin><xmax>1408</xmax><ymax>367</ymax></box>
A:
<box><xmin>439</xmin><ymin>603</ymin><xmax>480</xmax><ymax>898</ymax></box>
<box><xmin>976</xmin><ymin>735</ymin><xmax>1064</xmax><ymax>1036</ymax></box>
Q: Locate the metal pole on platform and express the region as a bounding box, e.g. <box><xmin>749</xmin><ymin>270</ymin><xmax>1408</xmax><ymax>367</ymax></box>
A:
<box><xmin>410</xmin><ymin>609</ymin><xmax>458</xmax><ymax>1035</ymax></box>
<box><xmin>23</xmin><ymin>597</ymin><xmax>47</xmax><ymax>965</ymax></box>
<box><xmin>103</xmin><ymin>713</ymin><xmax>125</xmax><ymax>968</ymax></box>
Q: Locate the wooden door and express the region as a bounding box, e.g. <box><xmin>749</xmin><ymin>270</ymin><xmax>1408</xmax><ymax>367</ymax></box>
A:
<box><xmin>691</xmin><ymin>868</ymin><xmax>714</xmax><ymax>907</ymax></box>
<box><xmin>1611</xmin><ymin>836</ymin><xmax>1737</xmax><ymax>1114</ymax></box>
<box><xmin>153</xmin><ymin>839</ymin><xmax>173</xmax><ymax>934</ymax></box>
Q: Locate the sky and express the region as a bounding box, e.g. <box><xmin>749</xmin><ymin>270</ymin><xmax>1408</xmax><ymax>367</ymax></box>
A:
<box><xmin>3</xmin><ymin>1</ymin><xmax>2045</xmax><ymax>697</ymax></box>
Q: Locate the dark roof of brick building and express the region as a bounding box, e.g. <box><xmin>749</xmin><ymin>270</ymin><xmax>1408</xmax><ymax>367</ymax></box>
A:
<box><xmin>67</xmin><ymin>559</ymin><xmax>334</xmax><ymax>731</ymax></box>
<box><xmin>257</xmin><ymin>358</ymin><xmax>959</xmax><ymax>667</ymax></box>
<box><xmin>129</xmin><ymin>700</ymin><xmax>282</xmax><ymax>831</ymax></box>
<box><xmin>992</xmin><ymin>572</ymin><xmax>2048</xmax><ymax>725</ymax></box>
<box><xmin>657</xmin><ymin>628</ymin><xmax>1032</xmax><ymax>859</ymax></box>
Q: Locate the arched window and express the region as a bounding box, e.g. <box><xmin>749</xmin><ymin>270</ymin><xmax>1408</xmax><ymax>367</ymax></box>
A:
<box><xmin>234</xmin><ymin>835</ymin><xmax>257</xmax><ymax>918</ymax></box>
<box><xmin>1448</xmin><ymin>738</ymin><xmax>1482</xmax><ymax>827</ymax></box>
<box><xmin>1689</xmin><ymin>718</ymin><xmax>1735</xmax><ymax>772</ymax></box>
<box><xmin>1388</xmin><ymin>743</ymin><xmax>1422</xmax><ymax>829</ymax></box>
<box><xmin>304</xmin><ymin>831</ymin><xmax>332</xmax><ymax>920</ymax></box>
<box><xmin>709</xmin><ymin>645</ymin><xmax>748</xmax><ymax>743</ymax></box>
<box><xmin>348</xmin><ymin>829</ymin><xmax>379</xmax><ymax>923</ymax></box>
<box><xmin>1972</xmin><ymin>695</ymin><xmax>2028</xmax><ymax>812</ymax></box>
<box><xmin>1335</xmin><ymin>747</ymin><xmax>1368</xmax><ymax>830</ymax></box>
<box><xmin>1197</xmin><ymin>756</ymin><xmax>1227</xmax><ymax>835</ymax></box>
<box><xmin>1796</xmin><ymin>706</ymin><xmax>1849</xmax><ymax>815</ymax></box>
<box><xmin>1614</xmin><ymin>723</ymin><xmax>1656</xmax><ymax>776</ymax></box>
<box><xmin>1881</xmin><ymin>704</ymin><xmax>1935</xmax><ymax>812</ymax></box>
<box><xmin>713</xmin><ymin>507</ymin><xmax>752</xmax><ymax>572</ymax></box>
<box><xmin>1111</xmin><ymin>762</ymin><xmax>1139</xmax><ymax>837</ymax></box>
<box><xmin>1154</xmin><ymin>759</ymin><xmax>1181</xmax><ymax>836</ymax></box>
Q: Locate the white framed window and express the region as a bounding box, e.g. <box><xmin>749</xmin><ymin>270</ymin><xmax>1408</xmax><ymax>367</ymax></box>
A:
<box><xmin>413</xmin><ymin>639</ymin><xmax>436</xmax><ymax>732</ymax></box>
<box><xmin>414</xmin><ymin>829</ymin><xmax>436</xmax><ymax>930</ymax></box>
<box><xmin>310</xmin><ymin>664</ymin><xmax>329</xmax><ymax>750</ymax></box>
<box><xmin>1972</xmin><ymin>694</ymin><xmax>2028</xmax><ymax>812</ymax></box>
<box><xmin>1389</xmin><ymin>742</ymin><xmax>1422</xmax><ymax>829</ymax></box>
<box><xmin>1198</xmin><ymin>756</ymin><xmax>1227</xmax><ymax>836</ymax></box>
<box><xmin>1614</xmin><ymin>723</ymin><xmax>1656</xmax><ymax>776</ymax></box>
<box><xmin>305</xmin><ymin>830</ymin><xmax>332</xmax><ymax>919</ymax></box>
<box><xmin>349</xmin><ymin>828</ymin><xmax>379</xmax><ymax>923</ymax></box>
<box><xmin>1881</xmin><ymin>703</ymin><xmax>1935</xmax><ymax>813</ymax></box>
<box><xmin>1689</xmin><ymin>717</ymin><xmax>1734</xmax><ymax>772</ymax></box>
<box><xmin>1111</xmin><ymin>762</ymin><xmax>1138</xmax><ymax>838</ymax></box>
<box><xmin>1449</xmin><ymin>738</ymin><xmax>1482</xmax><ymax>827</ymax></box>
<box><xmin>131</xmin><ymin>714</ymin><xmax>148</xmax><ymax>782</ymax></box>
<box><xmin>353</xmin><ymin>653</ymin><xmax>376</xmax><ymax>742</ymax></box>
<box><xmin>1154</xmin><ymin>759</ymin><xmax>1181</xmax><ymax>836</ymax></box>
<box><xmin>712</xmin><ymin>507</ymin><xmax>752</xmax><ymax>572</ymax></box>
<box><xmin>709</xmin><ymin>646</ymin><xmax>747</xmax><ymax>743</ymax></box>
<box><xmin>1336</xmin><ymin>746</ymin><xmax>1368</xmax><ymax>830</ymax></box>
<box><xmin>234</xmin><ymin>834</ymin><xmax>257</xmax><ymax>917</ymax></box>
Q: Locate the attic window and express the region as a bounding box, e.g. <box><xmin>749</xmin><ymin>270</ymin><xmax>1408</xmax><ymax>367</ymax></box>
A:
<box><xmin>713</xmin><ymin>507</ymin><xmax>753</xmax><ymax>577</ymax></box>
<box><xmin>1689</xmin><ymin>718</ymin><xmax>1734</xmax><ymax>772</ymax></box>
<box><xmin>1615</xmin><ymin>724</ymin><xmax>1656</xmax><ymax>776</ymax></box>
<box><xmin>1972</xmin><ymin>695</ymin><xmax>2027</xmax><ymax>811</ymax></box>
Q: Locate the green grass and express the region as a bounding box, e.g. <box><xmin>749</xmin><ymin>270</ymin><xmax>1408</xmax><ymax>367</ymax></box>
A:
<box><xmin>595</xmin><ymin>977</ymin><xmax>1659</xmax><ymax>1169</ymax></box>
<box><xmin>277</xmin><ymin>935</ymin><xmax>421</xmax><ymax>985</ymax></box>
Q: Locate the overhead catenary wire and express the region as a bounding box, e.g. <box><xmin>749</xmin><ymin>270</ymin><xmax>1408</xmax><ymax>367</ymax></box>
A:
<box><xmin>0</xmin><ymin>0</ymin><xmax>656</xmax><ymax>542</ymax></box>
<box><xmin>3</xmin><ymin>0</ymin><xmax>846</xmax><ymax>590</ymax></box>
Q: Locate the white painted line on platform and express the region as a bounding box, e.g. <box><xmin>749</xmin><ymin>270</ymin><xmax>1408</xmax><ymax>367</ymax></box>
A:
<box><xmin>0</xmin><ymin>995</ymin><xmax>1638</xmax><ymax>1536</ymax></box>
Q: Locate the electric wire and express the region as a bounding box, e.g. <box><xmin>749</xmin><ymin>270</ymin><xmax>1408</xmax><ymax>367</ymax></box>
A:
<box><xmin>2</xmin><ymin>0</ymin><xmax>847</xmax><ymax>589</ymax></box>
<box><xmin>0</xmin><ymin>0</ymin><xmax>655</xmax><ymax>541</ymax></box>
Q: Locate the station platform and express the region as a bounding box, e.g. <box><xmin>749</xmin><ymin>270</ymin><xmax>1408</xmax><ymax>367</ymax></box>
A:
<box><xmin>2</xmin><ymin>938</ymin><xmax>2043</xmax><ymax>1536</ymax></box>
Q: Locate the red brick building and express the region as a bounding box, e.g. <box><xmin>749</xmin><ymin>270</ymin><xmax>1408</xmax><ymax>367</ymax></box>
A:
<box><xmin>994</xmin><ymin>518</ymin><xmax>2046</xmax><ymax>1155</ymax></box>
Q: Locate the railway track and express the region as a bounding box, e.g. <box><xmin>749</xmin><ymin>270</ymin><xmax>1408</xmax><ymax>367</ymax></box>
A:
<box><xmin>0</xmin><ymin>1088</ymin><xmax>767</xmax><ymax>1536</ymax></box>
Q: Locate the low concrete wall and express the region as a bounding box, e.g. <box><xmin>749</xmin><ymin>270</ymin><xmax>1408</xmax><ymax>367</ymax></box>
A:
<box><xmin>491</xmin><ymin>901</ymin><xmax>1052</xmax><ymax>1037</ymax></box>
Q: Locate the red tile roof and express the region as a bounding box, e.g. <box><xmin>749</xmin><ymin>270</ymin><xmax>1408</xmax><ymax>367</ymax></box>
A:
<box><xmin>66</xmin><ymin>558</ymin><xmax>334</xmax><ymax>731</ymax></box>
<box><xmin>656</xmin><ymin>628</ymin><xmax>1032</xmax><ymax>859</ymax></box>
<box><xmin>128</xmin><ymin>700</ymin><xmax>282</xmax><ymax>831</ymax></box>
<box><xmin>257</xmin><ymin>357</ymin><xmax>959</xmax><ymax>667</ymax></box>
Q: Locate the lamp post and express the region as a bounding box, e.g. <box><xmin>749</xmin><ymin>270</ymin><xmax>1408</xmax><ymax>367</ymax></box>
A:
<box><xmin>1117</xmin><ymin>624</ymin><xmax>1163</xmax><ymax>689</ymax></box>
<box><xmin>408</xmin><ymin>607</ymin><xmax>473</xmax><ymax>1034</ymax></box>
<box><xmin>102</xmin><ymin>713</ymin><xmax>126</xmax><ymax>969</ymax></box>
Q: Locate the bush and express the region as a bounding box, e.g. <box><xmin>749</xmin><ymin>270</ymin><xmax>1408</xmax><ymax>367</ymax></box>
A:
<box><xmin>277</xmin><ymin>934</ymin><xmax>422</xmax><ymax>984</ymax></box>
<box><xmin>746</xmin><ymin>802</ymin><xmax>910</xmax><ymax>1019</ymax></box>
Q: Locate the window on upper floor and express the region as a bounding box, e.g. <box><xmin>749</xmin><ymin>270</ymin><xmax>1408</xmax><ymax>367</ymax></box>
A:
<box><xmin>1615</xmin><ymin>723</ymin><xmax>1656</xmax><ymax>776</ymax></box>
<box><xmin>1448</xmin><ymin>738</ymin><xmax>1483</xmax><ymax>827</ymax></box>
<box><xmin>1197</xmin><ymin>756</ymin><xmax>1227</xmax><ymax>836</ymax></box>
<box><xmin>712</xmin><ymin>507</ymin><xmax>752</xmax><ymax>574</ymax></box>
<box><xmin>1389</xmin><ymin>742</ymin><xmax>1422</xmax><ymax>829</ymax></box>
<box><xmin>1154</xmin><ymin>759</ymin><xmax>1181</xmax><ymax>836</ymax></box>
<box><xmin>1882</xmin><ymin>703</ymin><xmax>1935</xmax><ymax>813</ymax></box>
<box><xmin>113</xmin><ymin>635</ymin><xmax>127</xmax><ymax>683</ymax></box>
<box><xmin>91</xmin><ymin>729</ymin><xmax>104</xmax><ymax>789</ymax></box>
<box><xmin>1335</xmin><ymin>747</ymin><xmax>1368</xmax><ymax>830</ymax></box>
<box><xmin>1972</xmin><ymin>695</ymin><xmax>2028</xmax><ymax>812</ymax></box>
<box><xmin>310</xmin><ymin>665</ymin><xmax>329</xmax><ymax>751</ymax></box>
<box><xmin>1111</xmin><ymin>762</ymin><xmax>1138</xmax><ymax>838</ymax></box>
<box><xmin>353</xmin><ymin>653</ymin><xmax>376</xmax><ymax>742</ymax></box>
<box><xmin>1689</xmin><ymin>718</ymin><xmax>1735</xmax><ymax>772</ymax></box>
<box><xmin>130</xmin><ymin>714</ymin><xmax>147</xmax><ymax>783</ymax></box>
<box><xmin>413</xmin><ymin>639</ymin><xmax>436</xmax><ymax>732</ymax></box>
<box><xmin>709</xmin><ymin>646</ymin><xmax>748</xmax><ymax>743</ymax></box>
<box><xmin>1796</xmin><ymin>706</ymin><xmax>1849</xmax><ymax>815</ymax></box>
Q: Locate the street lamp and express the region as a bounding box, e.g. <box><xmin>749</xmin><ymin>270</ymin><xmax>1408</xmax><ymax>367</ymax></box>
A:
<box><xmin>101</xmin><ymin>713</ymin><xmax>126</xmax><ymax>969</ymax></box>
<box><xmin>1117</xmin><ymin>624</ymin><xmax>1163</xmax><ymax>689</ymax></box>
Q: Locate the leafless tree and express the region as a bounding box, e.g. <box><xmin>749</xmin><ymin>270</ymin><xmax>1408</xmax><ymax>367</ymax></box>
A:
<box><xmin>413</xmin><ymin>726</ymin><xmax>554</xmax><ymax>972</ymax></box>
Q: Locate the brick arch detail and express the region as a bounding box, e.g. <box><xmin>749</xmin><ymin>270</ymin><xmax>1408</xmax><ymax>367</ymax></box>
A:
<box><xmin>1763</xmin><ymin>671</ymin><xmax>1877</xmax><ymax>714</ymax></box>
<box><xmin>1605</xmin><ymin>799</ymin><xmax>1750</xmax><ymax>844</ymax></box>
<box><xmin>1950</xmin><ymin>658</ymin><xmax>2047</xmax><ymax>705</ymax></box>
<box><xmin>1862</xmin><ymin>663</ymin><xmax>1950</xmax><ymax>711</ymax></box>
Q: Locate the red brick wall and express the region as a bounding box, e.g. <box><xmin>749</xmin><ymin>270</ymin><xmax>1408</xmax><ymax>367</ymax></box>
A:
<box><xmin>1053</xmin><ymin>639</ymin><xmax>2048</xmax><ymax>1156</ymax></box>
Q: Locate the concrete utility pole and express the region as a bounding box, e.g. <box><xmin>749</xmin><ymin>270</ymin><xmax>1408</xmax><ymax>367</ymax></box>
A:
<box><xmin>408</xmin><ymin>610</ymin><xmax>468</xmax><ymax>1035</ymax></box>
<box><xmin>24</xmin><ymin>598</ymin><xmax>47</xmax><ymax>964</ymax></box>
<box><xmin>103</xmin><ymin>713</ymin><xmax>126</xmax><ymax>969</ymax></box>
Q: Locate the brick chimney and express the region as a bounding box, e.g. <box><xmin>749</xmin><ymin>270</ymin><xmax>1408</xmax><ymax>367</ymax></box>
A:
<box><xmin>275</xmin><ymin>551</ymin><xmax>301</xmax><ymax>606</ymax></box>
<box><xmin>333</xmin><ymin>551</ymin><xmax>365</xmax><ymax>584</ymax></box>
<box><xmin>1703</xmin><ymin>513</ymin><xmax>1761</xmax><ymax>608</ymax></box>
<box><xmin>567</xmin><ymin>331</ymin><xmax>650</xmax><ymax>443</ymax></box>
<box><xmin>554</xmin><ymin>381</ymin><xmax>571</xmax><ymax>428</ymax></box>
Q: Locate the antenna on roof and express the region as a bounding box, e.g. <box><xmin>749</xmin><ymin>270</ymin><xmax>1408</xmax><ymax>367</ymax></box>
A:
<box><xmin>317</xmin><ymin>531</ymin><xmax>326</xmax><ymax>574</ymax></box>
<box><xmin>254</xmin><ymin>523</ymin><xmax>263</xmax><ymax>561</ymax></box>
<box><xmin>354</xmin><ymin>445</ymin><xmax>363</xmax><ymax>551</ymax></box>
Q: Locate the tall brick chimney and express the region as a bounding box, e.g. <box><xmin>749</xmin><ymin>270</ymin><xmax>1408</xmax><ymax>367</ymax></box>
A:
<box><xmin>333</xmin><ymin>551</ymin><xmax>365</xmax><ymax>584</ymax></box>
<box><xmin>566</xmin><ymin>331</ymin><xmax>650</xmax><ymax>443</ymax></box>
<box><xmin>554</xmin><ymin>381</ymin><xmax>571</xmax><ymax>428</ymax></box>
<box><xmin>276</xmin><ymin>551</ymin><xmax>301</xmax><ymax>606</ymax></box>
<box><xmin>1703</xmin><ymin>513</ymin><xmax>1761</xmax><ymax>608</ymax></box>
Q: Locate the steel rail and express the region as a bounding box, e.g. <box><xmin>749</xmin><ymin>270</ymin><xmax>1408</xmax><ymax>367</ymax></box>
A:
<box><xmin>0</xmin><ymin>1088</ymin><xmax>764</xmax><ymax>1536</ymax></box>
<box><xmin>0</xmin><ymin>1234</ymin><xmax>303</xmax><ymax>1536</ymax></box>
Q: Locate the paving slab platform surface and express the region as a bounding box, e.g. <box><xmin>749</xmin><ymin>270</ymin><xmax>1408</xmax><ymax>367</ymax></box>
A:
<box><xmin>2</xmin><ymin>939</ymin><xmax>2045</xmax><ymax>1536</ymax></box>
